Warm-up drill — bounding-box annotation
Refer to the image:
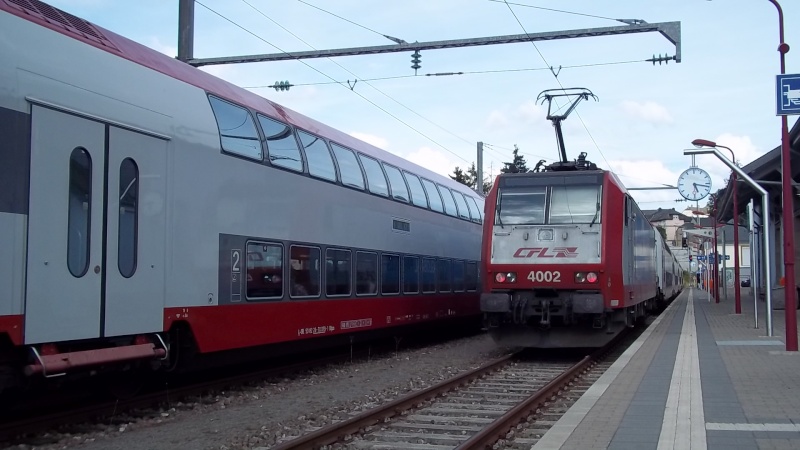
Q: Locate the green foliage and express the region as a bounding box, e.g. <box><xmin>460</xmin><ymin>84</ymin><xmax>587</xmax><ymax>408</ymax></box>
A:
<box><xmin>500</xmin><ymin>145</ymin><xmax>528</xmax><ymax>174</ymax></box>
<box><xmin>656</xmin><ymin>225</ymin><xmax>668</xmax><ymax>241</ymax></box>
<box><xmin>451</xmin><ymin>162</ymin><xmax>492</xmax><ymax>194</ymax></box>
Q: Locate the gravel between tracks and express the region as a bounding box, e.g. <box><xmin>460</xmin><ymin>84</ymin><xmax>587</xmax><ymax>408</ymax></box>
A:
<box><xmin>10</xmin><ymin>333</ymin><xmax>511</xmax><ymax>450</ymax></box>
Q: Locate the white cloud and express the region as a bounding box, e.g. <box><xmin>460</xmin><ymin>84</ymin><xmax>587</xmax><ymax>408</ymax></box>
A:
<box><xmin>517</xmin><ymin>101</ymin><xmax>547</xmax><ymax>124</ymax></box>
<box><xmin>620</xmin><ymin>100</ymin><xmax>674</xmax><ymax>125</ymax></box>
<box><xmin>711</xmin><ymin>133</ymin><xmax>762</xmax><ymax>166</ymax></box>
<box><xmin>405</xmin><ymin>147</ymin><xmax>458</xmax><ymax>177</ymax></box>
<box><xmin>485</xmin><ymin>110</ymin><xmax>508</xmax><ymax>128</ymax></box>
<box><xmin>144</xmin><ymin>36</ymin><xmax>176</xmax><ymax>58</ymax></box>
<box><xmin>349</xmin><ymin>132</ymin><xmax>389</xmax><ymax>150</ymax></box>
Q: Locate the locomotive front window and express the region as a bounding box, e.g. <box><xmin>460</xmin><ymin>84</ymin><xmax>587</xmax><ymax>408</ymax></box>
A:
<box><xmin>496</xmin><ymin>187</ymin><xmax>546</xmax><ymax>225</ymax></box>
<box><xmin>208</xmin><ymin>96</ymin><xmax>261</xmax><ymax>160</ymax></box>
<box><xmin>549</xmin><ymin>185</ymin><xmax>602</xmax><ymax>224</ymax></box>
<box><xmin>258</xmin><ymin>115</ymin><xmax>303</xmax><ymax>172</ymax></box>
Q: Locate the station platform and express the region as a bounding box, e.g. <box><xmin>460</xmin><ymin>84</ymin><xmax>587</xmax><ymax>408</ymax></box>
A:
<box><xmin>533</xmin><ymin>287</ymin><xmax>800</xmax><ymax>450</ymax></box>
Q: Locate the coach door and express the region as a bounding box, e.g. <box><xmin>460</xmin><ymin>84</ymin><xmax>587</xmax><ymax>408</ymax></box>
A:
<box><xmin>25</xmin><ymin>106</ymin><xmax>167</xmax><ymax>344</ymax></box>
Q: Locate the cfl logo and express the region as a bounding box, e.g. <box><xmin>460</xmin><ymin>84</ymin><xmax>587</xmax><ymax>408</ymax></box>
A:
<box><xmin>513</xmin><ymin>247</ymin><xmax>579</xmax><ymax>258</ymax></box>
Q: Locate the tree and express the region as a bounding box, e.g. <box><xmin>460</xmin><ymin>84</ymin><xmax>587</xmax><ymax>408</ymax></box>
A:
<box><xmin>656</xmin><ymin>225</ymin><xmax>668</xmax><ymax>241</ymax></box>
<box><xmin>449</xmin><ymin>166</ymin><xmax>472</xmax><ymax>187</ymax></box>
<box><xmin>500</xmin><ymin>145</ymin><xmax>528</xmax><ymax>173</ymax></box>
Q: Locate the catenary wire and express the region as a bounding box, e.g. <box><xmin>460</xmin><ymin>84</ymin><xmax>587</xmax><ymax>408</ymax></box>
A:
<box><xmin>196</xmin><ymin>0</ymin><xmax>469</xmax><ymax>163</ymax></box>
<box><xmin>489</xmin><ymin>0</ymin><xmax>620</xmax><ymax>23</ymax></box>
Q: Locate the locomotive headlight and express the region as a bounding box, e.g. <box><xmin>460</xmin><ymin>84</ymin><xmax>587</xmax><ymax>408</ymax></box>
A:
<box><xmin>495</xmin><ymin>272</ymin><xmax>517</xmax><ymax>283</ymax></box>
<box><xmin>538</xmin><ymin>228</ymin><xmax>554</xmax><ymax>241</ymax></box>
<box><xmin>575</xmin><ymin>272</ymin><xmax>599</xmax><ymax>283</ymax></box>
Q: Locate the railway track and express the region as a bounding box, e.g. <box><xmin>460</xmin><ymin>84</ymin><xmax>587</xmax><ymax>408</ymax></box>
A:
<box><xmin>271</xmin><ymin>330</ymin><xmax>630</xmax><ymax>450</ymax></box>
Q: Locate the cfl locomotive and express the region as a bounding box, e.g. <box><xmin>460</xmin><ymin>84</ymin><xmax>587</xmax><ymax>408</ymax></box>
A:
<box><xmin>480</xmin><ymin>153</ymin><xmax>681</xmax><ymax>348</ymax></box>
<box><xmin>0</xmin><ymin>1</ymin><xmax>483</xmax><ymax>391</ymax></box>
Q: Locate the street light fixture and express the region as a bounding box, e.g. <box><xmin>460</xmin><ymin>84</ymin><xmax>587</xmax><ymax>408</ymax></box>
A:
<box><xmin>691</xmin><ymin>139</ymin><xmax>741</xmax><ymax>314</ymax></box>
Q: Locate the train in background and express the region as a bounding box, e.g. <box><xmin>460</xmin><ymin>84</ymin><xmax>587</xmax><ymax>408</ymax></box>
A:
<box><xmin>479</xmin><ymin>151</ymin><xmax>682</xmax><ymax>348</ymax></box>
<box><xmin>0</xmin><ymin>1</ymin><xmax>484</xmax><ymax>392</ymax></box>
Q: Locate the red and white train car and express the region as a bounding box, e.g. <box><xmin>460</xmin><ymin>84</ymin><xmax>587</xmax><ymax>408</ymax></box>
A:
<box><xmin>0</xmin><ymin>1</ymin><xmax>484</xmax><ymax>390</ymax></box>
<box><xmin>480</xmin><ymin>156</ymin><xmax>666</xmax><ymax>347</ymax></box>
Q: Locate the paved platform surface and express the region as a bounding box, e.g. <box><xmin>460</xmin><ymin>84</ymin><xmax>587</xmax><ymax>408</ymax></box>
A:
<box><xmin>534</xmin><ymin>287</ymin><xmax>800</xmax><ymax>450</ymax></box>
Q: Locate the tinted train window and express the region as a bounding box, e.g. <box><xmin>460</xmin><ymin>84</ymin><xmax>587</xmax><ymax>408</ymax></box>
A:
<box><xmin>403</xmin><ymin>172</ymin><xmax>428</xmax><ymax>208</ymax></box>
<box><xmin>550</xmin><ymin>185</ymin><xmax>602</xmax><ymax>224</ymax></box>
<box><xmin>118</xmin><ymin>158</ymin><xmax>138</xmax><ymax>278</ymax></box>
<box><xmin>67</xmin><ymin>147</ymin><xmax>92</xmax><ymax>277</ymax></box>
<box><xmin>437</xmin><ymin>259</ymin><xmax>451</xmax><ymax>292</ymax></box>
<box><xmin>452</xmin><ymin>260</ymin><xmax>465</xmax><ymax>292</ymax></box>
<box><xmin>325</xmin><ymin>248</ymin><xmax>351</xmax><ymax>297</ymax></box>
<box><xmin>290</xmin><ymin>245</ymin><xmax>320</xmax><ymax>298</ymax></box>
<box><xmin>356</xmin><ymin>251</ymin><xmax>378</xmax><ymax>295</ymax></box>
<box><xmin>358</xmin><ymin>155</ymin><xmax>389</xmax><ymax>197</ymax></box>
<box><xmin>331</xmin><ymin>143</ymin><xmax>365</xmax><ymax>190</ymax></box>
<box><xmin>208</xmin><ymin>96</ymin><xmax>261</xmax><ymax>160</ymax></box>
<box><xmin>403</xmin><ymin>256</ymin><xmax>420</xmax><ymax>294</ymax></box>
<box><xmin>421</xmin><ymin>178</ymin><xmax>444</xmax><ymax>212</ymax></box>
<box><xmin>497</xmin><ymin>186</ymin><xmax>546</xmax><ymax>225</ymax></box>
<box><xmin>465</xmin><ymin>262</ymin><xmax>478</xmax><ymax>291</ymax></box>
<box><xmin>298</xmin><ymin>131</ymin><xmax>337</xmax><ymax>182</ymax></box>
<box><xmin>246</xmin><ymin>242</ymin><xmax>283</xmax><ymax>299</ymax></box>
<box><xmin>467</xmin><ymin>196</ymin><xmax>483</xmax><ymax>223</ymax></box>
<box><xmin>258</xmin><ymin>115</ymin><xmax>303</xmax><ymax>172</ymax></box>
<box><xmin>438</xmin><ymin>185</ymin><xmax>458</xmax><ymax>217</ymax></box>
<box><xmin>383</xmin><ymin>164</ymin><xmax>409</xmax><ymax>202</ymax></box>
<box><xmin>451</xmin><ymin>191</ymin><xmax>471</xmax><ymax>220</ymax></box>
<box><xmin>463</xmin><ymin>196</ymin><xmax>479</xmax><ymax>222</ymax></box>
<box><xmin>381</xmin><ymin>254</ymin><xmax>400</xmax><ymax>295</ymax></box>
<box><xmin>421</xmin><ymin>258</ymin><xmax>436</xmax><ymax>293</ymax></box>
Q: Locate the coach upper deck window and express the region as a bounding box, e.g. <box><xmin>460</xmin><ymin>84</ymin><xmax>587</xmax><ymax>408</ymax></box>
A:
<box><xmin>451</xmin><ymin>191</ymin><xmax>471</xmax><ymax>221</ymax></box>
<box><xmin>331</xmin><ymin>143</ymin><xmax>365</xmax><ymax>190</ymax></box>
<box><xmin>420</xmin><ymin>179</ymin><xmax>444</xmax><ymax>213</ymax></box>
<box><xmin>438</xmin><ymin>185</ymin><xmax>459</xmax><ymax>217</ymax></box>
<box><xmin>358</xmin><ymin>154</ymin><xmax>389</xmax><ymax>197</ymax></box>
<box><xmin>208</xmin><ymin>96</ymin><xmax>261</xmax><ymax>160</ymax></box>
<box><xmin>298</xmin><ymin>131</ymin><xmax>337</xmax><ymax>182</ymax></box>
<box><xmin>496</xmin><ymin>186</ymin><xmax>546</xmax><ymax>225</ymax></box>
<box><xmin>383</xmin><ymin>164</ymin><xmax>409</xmax><ymax>202</ymax></box>
<box><xmin>403</xmin><ymin>172</ymin><xmax>429</xmax><ymax>208</ymax></box>
<box><xmin>549</xmin><ymin>185</ymin><xmax>601</xmax><ymax>224</ymax></box>
<box><xmin>467</xmin><ymin>196</ymin><xmax>483</xmax><ymax>223</ymax></box>
<box><xmin>258</xmin><ymin>115</ymin><xmax>303</xmax><ymax>172</ymax></box>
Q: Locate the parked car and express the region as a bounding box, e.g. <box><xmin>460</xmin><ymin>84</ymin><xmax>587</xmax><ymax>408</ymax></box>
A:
<box><xmin>741</xmin><ymin>278</ymin><xmax>752</xmax><ymax>287</ymax></box>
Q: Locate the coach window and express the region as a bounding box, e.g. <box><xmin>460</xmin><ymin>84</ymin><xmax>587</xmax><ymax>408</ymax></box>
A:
<box><xmin>258</xmin><ymin>115</ymin><xmax>303</xmax><ymax>172</ymax></box>
<box><xmin>421</xmin><ymin>258</ymin><xmax>436</xmax><ymax>293</ymax></box>
<box><xmin>118</xmin><ymin>158</ymin><xmax>138</xmax><ymax>278</ymax></box>
<box><xmin>325</xmin><ymin>248</ymin><xmax>351</xmax><ymax>297</ymax></box>
<box><xmin>451</xmin><ymin>191</ymin><xmax>471</xmax><ymax>221</ymax></box>
<box><xmin>497</xmin><ymin>186</ymin><xmax>546</xmax><ymax>225</ymax></box>
<box><xmin>452</xmin><ymin>260</ymin><xmax>465</xmax><ymax>292</ymax></box>
<box><xmin>356</xmin><ymin>251</ymin><xmax>378</xmax><ymax>295</ymax></box>
<box><xmin>549</xmin><ymin>185</ymin><xmax>601</xmax><ymax>224</ymax></box>
<box><xmin>331</xmin><ymin>143</ymin><xmax>365</xmax><ymax>190</ymax></box>
<box><xmin>420</xmin><ymin>178</ymin><xmax>444</xmax><ymax>213</ymax></box>
<box><xmin>465</xmin><ymin>262</ymin><xmax>478</xmax><ymax>291</ymax></box>
<box><xmin>403</xmin><ymin>172</ymin><xmax>428</xmax><ymax>208</ymax></box>
<box><xmin>246</xmin><ymin>242</ymin><xmax>283</xmax><ymax>299</ymax></box>
<box><xmin>438</xmin><ymin>185</ymin><xmax>458</xmax><ymax>217</ymax></box>
<box><xmin>298</xmin><ymin>131</ymin><xmax>337</xmax><ymax>182</ymax></box>
<box><xmin>463</xmin><ymin>196</ymin><xmax>479</xmax><ymax>223</ymax></box>
<box><xmin>381</xmin><ymin>254</ymin><xmax>400</xmax><ymax>295</ymax></box>
<box><xmin>208</xmin><ymin>96</ymin><xmax>261</xmax><ymax>160</ymax></box>
<box><xmin>358</xmin><ymin>154</ymin><xmax>389</xmax><ymax>197</ymax></box>
<box><xmin>382</xmin><ymin>164</ymin><xmax>409</xmax><ymax>202</ymax></box>
<box><xmin>67</xmin><ymin>147</ymin><xmax>92</xmax><ymax>277</ymax></box>
<box><xmin>290</xmin><ymin>245</ymin><xmax>321</xmax><ymax>298</ymax></box>
<box><xmin>437</xmin><ymin>259</ymin><xmax>451</xmax><ymax>292</ymax></box>
<box><xmin>467</xmin><ymin>196</ymin><xmax>483</xmax><ymax>223</ymax></box>
<box><xmin>403</xmin><ymin>256</ymin><xmax>420</xmax><ymax>294</ymax></box>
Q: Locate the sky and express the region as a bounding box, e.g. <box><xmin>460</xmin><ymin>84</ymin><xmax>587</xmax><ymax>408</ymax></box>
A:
<box><xmin>46</xmin><ymin>0</ymin><xmax>800</xmax><ymax>212</ymax></box>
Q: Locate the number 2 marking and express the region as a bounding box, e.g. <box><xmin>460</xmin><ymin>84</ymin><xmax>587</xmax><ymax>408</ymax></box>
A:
<box><xmin>231</xmin><ymin>249</ymin><xmax>241</xmax><ymax>273</ymax></box>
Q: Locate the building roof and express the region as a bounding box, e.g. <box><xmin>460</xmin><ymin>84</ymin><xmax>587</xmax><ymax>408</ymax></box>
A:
<box><xmin>715</xmin><ymin>118</ymin><xmax>800</xmax><ymax>222</ymax></box>
<box><xmin>645</xmin><ymin>208</ymin><xmax>693</xmax><ymax>223</ymax></box>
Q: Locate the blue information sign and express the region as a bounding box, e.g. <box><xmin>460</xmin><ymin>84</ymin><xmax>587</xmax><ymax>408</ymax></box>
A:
<box><xmin>777</xmin><ymin>74</ymin><xmax>800</xmax><ymax>115</ymax></box>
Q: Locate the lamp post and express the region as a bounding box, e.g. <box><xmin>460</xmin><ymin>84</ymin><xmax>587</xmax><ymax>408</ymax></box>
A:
<box><xmin>692</xmin><ymin>139</ymin><xmax>741</xmax><ymax>313</ymax></box>
<box><xmin>767</xmin><ymin>0</ymin><xmax>797</xmax><ymax>352</ymax></box>
<box><xmin>684</xmin><ymin>147</ymin><xmax>774</xmax><ymax>337</ymax></box>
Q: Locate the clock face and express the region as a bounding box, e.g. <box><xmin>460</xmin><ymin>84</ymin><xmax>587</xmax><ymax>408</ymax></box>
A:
<box><xmin>677</xmin><ymin>167</ymin><xmax>712</xmax><ymax>201</ymax></box>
